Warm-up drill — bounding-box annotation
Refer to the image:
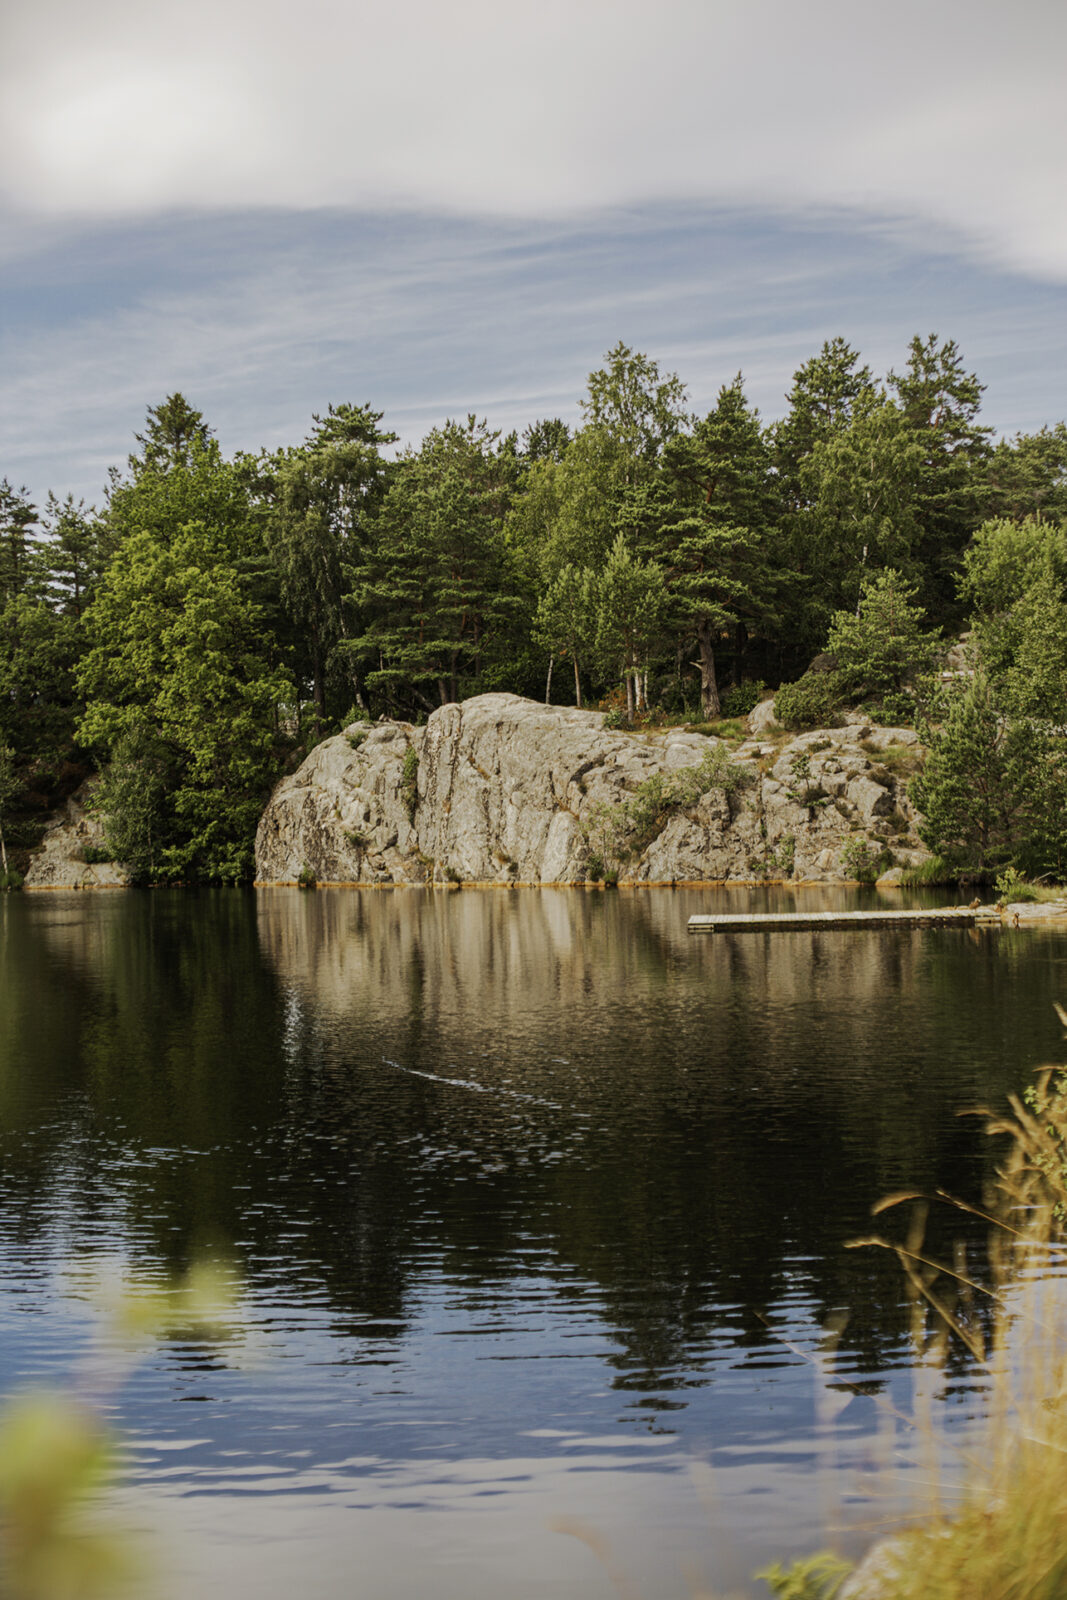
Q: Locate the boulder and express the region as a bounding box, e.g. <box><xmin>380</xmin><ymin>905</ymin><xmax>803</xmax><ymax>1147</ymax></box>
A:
<box><xmin>253</xmin><ymin>693</ymin><xmax>932</xmax><ymax>887</ymax></box>
<box><xmin>23</xmin><ymin>780</ymin><xmax>131</xmax><ymax>890</ymax></box>
<box><xmin>747</xmin><ymin>697</ymin><xmax>781</xmax><ymax>735</ymax></box>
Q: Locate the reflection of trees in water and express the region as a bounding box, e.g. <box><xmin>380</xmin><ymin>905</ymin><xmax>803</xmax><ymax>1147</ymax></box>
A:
<box><xmin>0</xmin><ymin>890</ymin><xmax>1059</xmax><ymax>1395</ymax></box>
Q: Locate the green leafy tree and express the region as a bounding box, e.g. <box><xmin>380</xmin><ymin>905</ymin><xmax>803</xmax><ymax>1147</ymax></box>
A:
<box><xmin>985</xmin><ymin>424</ymin><xmax>1067</xmax><ymax>523</ymax></box>
<box><xmin>887</xmin><ymin>334</ymin><xmax>992</xmax><ymax>610</ymax></box>
<box><xmin>79</xmin><ymin>414</ymin><xmax>291</xmax><ymax>882</ymax></box>
<box><xmin>0</xmin><ymin>480</ymin><xmax>41</xmax><ymax>604</ymax></box>
<box><xmin>593</xmin><ymin>536</ymin><xmax>667</xmax><ymax>719</ymax></box>
<box><xmin>0</xmin><ymin>743</ymin><xmax>18</xmax><ymax>878</ymax></box>
<box><xmin>40</xmin><ymin>494</ymin><xmax>104</xmax><ymax>616</ymax></box>
<box><xmin>827</xmin><ymin>568</ymin><xmax>941</xmax><ymax>701</ymax></box>
<box><xmin>798</xmin><ymin>391</ymin><xmax>925</xmax><ymax>613</ymax></box>
<box><xmin>534</xmin><ymin>563</ymin><xmax>597</xmax><ymax>707</ymax></box>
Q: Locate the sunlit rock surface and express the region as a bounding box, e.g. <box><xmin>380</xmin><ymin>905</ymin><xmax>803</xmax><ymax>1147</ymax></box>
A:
<box><xmin>255</xmin><ymin>692</ymin><xmax>931</xmax><ymax>886</ymax></box>
<box><xmin>23</xmin><ymin>779</ymin><xmax>131</xmax><ymax>890</ymax></box>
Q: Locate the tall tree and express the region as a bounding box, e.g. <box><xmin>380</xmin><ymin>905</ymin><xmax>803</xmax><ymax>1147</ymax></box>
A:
<box><xmin>254</xmin><ymin>403</ymin><xmax>396</xmax><ymax>726</ymax></box>
<box><xmin>659</xmin><ymin>376</ymin><xmax>783</xmax><ymax>717</ymax></box>
<box><xmin>887</xmin><ymin>334</ymin><xmax>992</xmax><ymax>609</ymax></box>
<box><xmin>351</xmin><ymin>418</ymin><xmax>521</xmax><ymax>712</ymax></box>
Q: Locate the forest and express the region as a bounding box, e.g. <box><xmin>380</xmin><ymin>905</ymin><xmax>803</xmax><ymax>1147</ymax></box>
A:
<box><xmin>1</xmin><ymin>336</ymin><xmax>1066</xmax><ymax>885</ymax></box>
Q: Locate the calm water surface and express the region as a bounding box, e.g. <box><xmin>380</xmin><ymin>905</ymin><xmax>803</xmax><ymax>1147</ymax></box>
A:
<box><xmin>1</xmin><ymin>886</ymin><xmax>1065</xmax><ymax>1597</ymax></box>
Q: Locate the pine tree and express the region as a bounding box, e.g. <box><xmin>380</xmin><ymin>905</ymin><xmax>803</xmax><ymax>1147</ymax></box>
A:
<box><xmin>659</xmin><ymin>376</ymin><xmax>783</xmax><ymax>717</ymax></box>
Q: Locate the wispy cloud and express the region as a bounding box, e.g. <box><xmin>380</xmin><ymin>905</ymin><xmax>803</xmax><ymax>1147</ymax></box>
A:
<box><xmin>3</xmin><ymin>206</ymin><xmax>1065</xmax><ymax>507</ymax></box>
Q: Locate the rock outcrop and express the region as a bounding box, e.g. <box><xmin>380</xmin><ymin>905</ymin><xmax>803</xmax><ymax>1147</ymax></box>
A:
<box><xmin>255</xmin><ymin>693</ymin><xmax>931</xmax><ymax>887</ymax></box>
<box><xmin>23</xmin><ymin>780</ymin><xmax>131</xmax><ymax>890</ymax></box>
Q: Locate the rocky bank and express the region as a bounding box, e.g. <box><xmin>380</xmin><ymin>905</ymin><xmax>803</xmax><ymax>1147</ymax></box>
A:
<box><xmin>254</xmin><ymin>692</ymin><xmax>931</xmax><ymax>887</ymax></box>
<box><xmin>23</xmin><ymin>779</ymin><xmax>131</xmax><ymax>890</ymax></box>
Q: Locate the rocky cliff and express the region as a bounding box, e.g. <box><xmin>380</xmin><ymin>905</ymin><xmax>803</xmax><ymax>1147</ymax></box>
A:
<box><xmin>254</xmin><ymin>693</ymin><xmax>931</xmax><ymax>886</ymax></box>
<box><xmin>23</xmin><ymin>779</ymin><xmax>131</xmax><ymax>890</ymax></box>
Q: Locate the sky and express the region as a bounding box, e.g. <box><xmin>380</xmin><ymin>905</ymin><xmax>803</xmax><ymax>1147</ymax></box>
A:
<box><xmin>2</xmin><ymin>0</ymin><xmax>1066</xmax><ymax>509</ymax></box>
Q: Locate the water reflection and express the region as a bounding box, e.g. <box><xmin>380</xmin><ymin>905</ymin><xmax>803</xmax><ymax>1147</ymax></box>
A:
<box><xmin>1</xmin><ymin>888</ymin><xmax>1065</xmax><ymax>1594</ymax></box>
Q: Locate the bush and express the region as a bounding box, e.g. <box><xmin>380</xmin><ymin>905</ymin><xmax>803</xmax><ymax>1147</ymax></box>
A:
<box><xmin>297</xmin><ymin>861</ymin><xmax>317</xmax><ymax>889</ymax></box>
<box><xmin>840</xmin><ymin>834</ymin><xmax>891</xmax><ymax>883</ymax></box>
<box><xmin>721</xmin><ymin>680</ymin><xmax>767</xmax><ymax>718</ymax></box>
<box><xmin>0</xmin><ymin>869</ymin><xmax>23</xmax><ymax>891</ymax></box>
<box><xmin>774</xmin><ymin>673</ymin><xmax>843</xmax><ymax>731</ymax></box>
<box><xmin>864</xmin><ymin>690</ymin><xmax>916</xmax><ymax>727</ymax></box>
<box><xmin>79</xmin><ymin>844</ymin><xmax>113</xmax><ymax>864</ymax></box>
<box><xmin>602</xmin><ymin>707</ymin><xmax>627</xmax><ymax>730</ymax></box>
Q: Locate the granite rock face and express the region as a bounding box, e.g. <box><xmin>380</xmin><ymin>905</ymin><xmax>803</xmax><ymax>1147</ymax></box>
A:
<box><xmin>254</xmin><ymin>693</ymin><xmax>931</xmax><ymax>886</ymax></box>
<box><xmin>23</xmin><ymin>780</ymin><xmax>131</xmax><ymax>890</ymax></box>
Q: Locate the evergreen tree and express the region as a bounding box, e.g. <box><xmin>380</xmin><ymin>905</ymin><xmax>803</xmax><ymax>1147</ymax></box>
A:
<box><xmin>255</xmin><ymin>403</ymin><xmax>396</xmax><ymax>727</ymax></box>
<box><xmin>351</xmin><ymin>418</ymin><xmax>522</xmax><ymax>712</ymax></box>
<box><xmin>826</xmin><ymin>569</ymin><xmax>941</xmax><ymax>702</ymax></box>
<box><xmin>659</xmin><ymin>376</ymin><xmax>783</xmax><ymax>717</ymax></box>
<box><xmin>887</xmin><ymin>334</ymin><xmax>992</xmax><ymax>610</ymax></box>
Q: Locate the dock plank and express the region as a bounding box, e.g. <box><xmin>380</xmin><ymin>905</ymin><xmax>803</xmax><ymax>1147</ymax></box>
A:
<box><xmin>687</xmin><ymin>908</ymin><xmax>978</xmax><ymax>933</ymax></box>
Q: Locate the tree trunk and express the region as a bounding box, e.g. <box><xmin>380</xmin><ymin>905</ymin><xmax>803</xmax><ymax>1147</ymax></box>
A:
<box><xmin>573</xmin><ymin>656</ymin><xmax>582</xmax><ymax>709</ymax></box>
<box><xmin>625</xmin><ymin>672</ymin><xmax>635</xmax><ymax>722</ymax></box>
<box><xmin>545</xmin><ymin>655</ymin><xmax>554</xmax><ymax>705</ymax></box>
<box><xmin>0</xmin><ymin>824</ymin><xmax>7</xmax><ymax>875</ymax></box>
<box><xmin>696</xmin><ymin>616</ymin><xmax>721</xmax><ymax>719</ymax></box>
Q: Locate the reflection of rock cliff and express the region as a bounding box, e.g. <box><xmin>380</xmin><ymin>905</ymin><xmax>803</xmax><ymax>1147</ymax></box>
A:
<box><xmin>255</xmin><ymin>692</ymin><xmax>930</xmax><ymax>886</ymax></box>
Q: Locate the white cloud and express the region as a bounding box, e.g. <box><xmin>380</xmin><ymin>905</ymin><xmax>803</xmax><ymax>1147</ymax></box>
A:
<box><xmin>1</xmin><ymin>0</ymin><xmax>1065</xmax><ymax>278</ymax></box>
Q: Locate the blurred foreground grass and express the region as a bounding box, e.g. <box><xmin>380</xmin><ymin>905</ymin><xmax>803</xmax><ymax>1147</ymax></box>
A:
<box><xmin>0</xmin><ymin>1260</ymin><xmax>236</xmax><ymax>1600</ymax></box>
<box><xmin>763</xmin><ymin>1011</ymin><xmax>1067</xmax><ymax>1600</ymax></box>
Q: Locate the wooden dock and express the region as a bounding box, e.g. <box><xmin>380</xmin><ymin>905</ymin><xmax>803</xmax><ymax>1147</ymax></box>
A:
<box><xmin>687</xmin><ymin>907</ymin><xmax>993</xmax><ymax>934</ymax></box>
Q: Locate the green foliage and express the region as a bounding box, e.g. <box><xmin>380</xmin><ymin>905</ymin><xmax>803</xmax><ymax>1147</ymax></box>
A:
<box><xmin>840</xmin><ymin>834</ymin><xmax>891</xmax><ymax>883</ymax></box>
<box><xmin>757</xmin><ymin>1552</ymin><xmax>852</xmax><ymax>1600</ymax></box>
<box><xmin>769</xmin><ymin>832</ymin><xmax>795</xmax><ymax>877</ymax></box>
<box><xmin>827</xmin><ymin>568</ymin><xmax>941</xmax><ymax>699</ymax></box>
<box><xmin>297</xmin><ymin>861</ymin><xmax>317</xmax><ymax>889</ymax></box>
<box><xmin>581</xmin><ymin>743</ymin><xmax>753</xmax><ymax>875</ymax></box>
<box><xmin>786</xmin><ymin>751</ymin><xmax>830</xmax><ymax>812</ymax></box>
<box><xmin>0</xmin><ymin>742</ymin><xmax>19</xmax><ymax>877</ymax></box>
<box><xmin>78</xmin><ymin>844</ymin><xmax>113</xmax><ymax>865</ymax></box>
<box><xmin>774</xmin><ymin>673</ymin><xmax>843</xmax><ymax>731</ymax></box>
<box><xmin>721</xmin><ymin>679</ymin><xmax>767</xmax><ymax>717</ymax></box>
<box><xmin>899</xmin><ymin>856</ymin><xmax>958</xmax><ymax>886</ymax></box>
<box><xmin>77</xmin><ymin>436</ymin><xmax>292</xmax><ymax>883</ymax></box>
<box><xmin>601</xmin><ymin>707</ymin><xmax>627</xmax><ymax>729</ymax></box>
<box><xmin>400</xmin><ymin>745</ymin><xmax>419</xmax><ymax>820</ymax></box>
<box><xmin>910</xmin><ymin>673</ymin><xmax>1067</xmax><ymax>878</ymax></box>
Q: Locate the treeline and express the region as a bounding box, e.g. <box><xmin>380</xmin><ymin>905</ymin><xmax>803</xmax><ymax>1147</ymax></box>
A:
<box><xmin>1</xmin><ymin>338</ymin><xmax>1065</xmax><ymax>884</ymax></box>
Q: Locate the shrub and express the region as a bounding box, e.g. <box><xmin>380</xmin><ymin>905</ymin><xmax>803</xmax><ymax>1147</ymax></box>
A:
<box><xmin>297</xmin><ymin>861</ymin><xmax>317</xmax><ymax>889</ymax></box>
<box><xmin>79</xmin><ymin>844</ymin><xmax>113</xmax><ymax>864</ymax></box>
<box><xmin>769</xmin><ymin>833</ymin><xmax>795</xmax><ymax>877</ymax></box>
<box><xmin>865</xmin><ymin>690</ymin><xmax>916</xmax><ymax>727</ymax></box>
<box><xmin>721</xmin><ymin>680</ymin><xmax>767</xmax><ymax>718</ymax></box>
<box><xmin>774</xmin><ymin>673</ymin><xmax>844</xmax><ymax>731</ymax></box>
<box><xmin>0</xmin><ymin>869</ymin><xmax>23</xmax><ymax>891</ymax></box>
<box><xmin>602</xmin><ymin>707</ymin><xmax>627</xmax><ymax>730</ymax></box>
<box><xmin>346</xmin><ymin>727</ymin><xmax>369</xmax><ymax>750</ymax></box>
<box><xmin>839</xmin><ymin>834</ymin><xmax>891</xmax><ymax>883</ymax></box>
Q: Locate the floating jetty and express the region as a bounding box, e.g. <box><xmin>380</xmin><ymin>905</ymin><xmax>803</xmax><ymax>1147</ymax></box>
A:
<box><xmin>687</xmin><ymin>907</ymin><xmax>997</xmax><ymax>934</ymax></box>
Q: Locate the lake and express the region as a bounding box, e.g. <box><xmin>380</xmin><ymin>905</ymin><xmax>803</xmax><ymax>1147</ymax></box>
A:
<box><xmin>1</xmin><ymin>886</ymin><xmax>1064</xmax><ymax>1598</ymax></box>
